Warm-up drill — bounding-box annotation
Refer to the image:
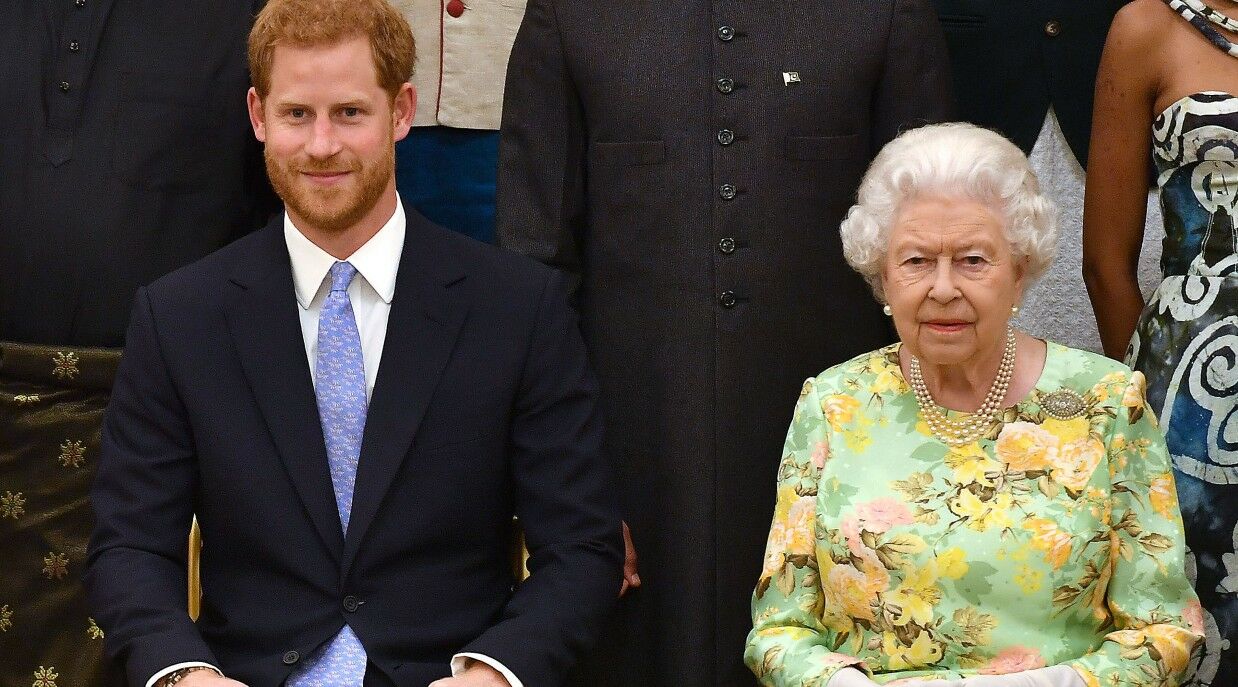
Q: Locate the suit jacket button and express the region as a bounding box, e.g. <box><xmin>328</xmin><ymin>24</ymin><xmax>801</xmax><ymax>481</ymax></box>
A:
<box><xmin>283</xmin><ymin>650</ymin><xmax>300</xmax><ymax>665</ymax></box>
<box><xmin>717</xmin><ymin>25</ymin><xmax>735</xmax><ymax>41</ymax></box>
<box><xmin>716</xmin><ymin>77</ymin><xmax>734</xmax><ymax>94</ymax></box>
<box><xmin>718</xmin><ymin>183</ymin><xmax>737</xmax><ymax>200</ymax></box>
<box><xmin>1044</xmin><ymin>20</ymin><xmax>1061</xmax><ymax>37</ymax></box>
<box><xmin>718</xmin><ymin>237</ymin><xmax>736</xmax><ymax>254</ymax></box>
<box><xmin>343</xmin><ymin>595</ymin><xmax>360</xmax><ymax>613</ymax></box>
<box><xmin>717</xmin><ymin>129</ymin><xmax>735</xmax><ymax>146</ymax></box>
<box><xmin>719</xmin><ymin>291</ymin><xmax>737</xmax><ymax>309</ymax></box>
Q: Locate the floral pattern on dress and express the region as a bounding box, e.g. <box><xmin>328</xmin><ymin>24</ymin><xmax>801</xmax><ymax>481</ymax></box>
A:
<box><xmin>746</xmin><ymin>343</ymin><xmax>1203</xmax><ymax>686</ymax></box>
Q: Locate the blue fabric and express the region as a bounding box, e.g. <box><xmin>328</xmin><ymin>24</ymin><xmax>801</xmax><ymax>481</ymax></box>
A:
<box><xmin>395</xmin><ymin>127</ymin><xmax>500</xmax><ymax>244</ymax></box>
<box><xmin>1128</xmin><ymin>91</ymin><xmax>1238</xmax><ymax>685</ymax></box>
<box><xmin>289</xmin><ymin>261</ymin><xmax>368</xmax><ymax>686</ymax></box>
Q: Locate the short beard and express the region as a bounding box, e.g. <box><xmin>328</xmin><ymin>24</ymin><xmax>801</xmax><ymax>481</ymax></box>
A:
<box><xmin>265</xmin><ymin>141</ymin><xmax>394</xmax><ymax>235</ymax></box>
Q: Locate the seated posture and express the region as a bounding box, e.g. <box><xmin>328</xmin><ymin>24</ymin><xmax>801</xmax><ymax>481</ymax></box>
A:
<box><xmin>745</xmin><ymin>123</ymin><xmax>1203</xmax><ymax>687</ymax></box>
<box><xmin>84</xmin><ymin>1</ymin><xmax>622</xmax><ymax>686</ymax></box>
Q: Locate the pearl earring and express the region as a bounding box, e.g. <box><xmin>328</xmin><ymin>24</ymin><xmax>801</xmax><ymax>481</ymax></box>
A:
<box><xmin>883</xmin><ymin>305</ymin><xmax>892</xmax><ymax>316</ymax></box>
<box><xmin>1011</xmin><ymin>305</ymin><xmax>1020</xmax><ymax>316</ymax></box>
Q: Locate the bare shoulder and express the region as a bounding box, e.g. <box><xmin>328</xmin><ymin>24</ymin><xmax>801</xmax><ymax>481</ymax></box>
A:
<box><xmin>1110</xmin><ymin>0</ymin><xmax>1179</xmax><ymax>52</ymax></box>
<box><xmin>1096</xmin><ymin>0</ymin><xmax>1169</xmax><ymax>102</ymax></box>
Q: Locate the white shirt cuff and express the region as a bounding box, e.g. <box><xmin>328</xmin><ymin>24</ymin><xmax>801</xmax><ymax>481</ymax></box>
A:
<box><xmin>451</xmin><ymin>652</ymin><xmax>523</xmax><ymax>687</ymax></box>
<box><xmin>146</xmin><ymin>662</ymin><xmax>222</xmax><ymax>687</ymax></box>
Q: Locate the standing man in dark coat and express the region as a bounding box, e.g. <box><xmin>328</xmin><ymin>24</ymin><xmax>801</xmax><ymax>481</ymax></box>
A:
<box><xmin>495</xmin><ymin>2</ymin><xmax>954</xmax><ymax>685</ymax></box>
<box><xmin>0</xmin><ymin>3</ymin><xmax>274</xmax><ymax>685</ymax></box>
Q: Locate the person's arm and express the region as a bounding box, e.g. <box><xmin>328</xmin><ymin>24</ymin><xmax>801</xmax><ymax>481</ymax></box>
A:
<box><xmin>1066</xmin><ymin>370</ymin><xmax>1204</xmax><ymax>685</ymax></box>
<box><xmin>453</xmin><ymin>269</ymin><xmax>623</xmax><ymax>687</ymax></box>
<box><xmin>869</xmin><ymin>0</ymin><xmax>956</xmax><ymax>153</ymax></box>
<box><xmin>494</xmin><ymin>0</ymin><xmax>588</xmax><ymax>295</ymax></box>
<box><xmin>745</xmin><ymin>380</ymin><xmax>868</xmax><ymax>686</ymax></box>
<box><xmin>1082</xmin><ymin>4</ymin><xmax>1160</xmax><ymax>360</ymax></box>
<box><xmin>83</xmin><ymin>288</ymin><xmax>222</xmax><ymax>686</ymax></box>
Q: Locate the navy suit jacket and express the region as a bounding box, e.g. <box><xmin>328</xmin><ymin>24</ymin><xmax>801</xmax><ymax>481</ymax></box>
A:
<box><xmin>85</xmin><ymin>210</ymin><xmax>623</xmax><ymax>687</ymax></box>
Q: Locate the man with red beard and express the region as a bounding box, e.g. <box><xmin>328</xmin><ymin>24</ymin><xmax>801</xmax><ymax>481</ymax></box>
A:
<box><xmin>84</xmin><ymin>1</ymin><xmax>622</xmax><ymax>686</ymax></box>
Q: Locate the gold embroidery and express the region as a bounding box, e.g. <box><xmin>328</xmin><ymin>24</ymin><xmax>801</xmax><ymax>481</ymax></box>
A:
<box><xmin>32</xmin><ymin>666</ymin><xmax>58</xmax><ymax>687</ymax></box>
<box><xmin>87</xmin><ymin>617</ymin><xmax>104</xmax><ymax>640</ymax></box>
<box><xmin>51</xmin><ymin>351</ymin><xmax>79</xmax><ymax>380</ymax></box>
<box><xmin>58</xmin><ymin>440</ymin><xmax>86</xmax><ymax>468</ymax></box>
<box><xmin>0</xmin><ymin>604</ymin><xmax>12</xmax><ymax>632</ymax></box>
<box><xmin>0</xmin><ymin>491</ymin><xmax>24</xmax><ymax>519</ymax></box>
<box><xmin>13</xmin><ymin>394</ymin><xmax>41</xmax><ymax>404</ymax></box>
<box><xmin>42</xmin><ymin>552</ymin><xmax>69</xmax><ymax>580</ymax></box>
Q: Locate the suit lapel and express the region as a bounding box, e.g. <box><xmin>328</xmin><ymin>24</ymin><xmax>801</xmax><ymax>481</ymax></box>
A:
<box><xmin>224</xmin><ymin>218</ymin><xmax>344</xmax><ymax>561</ymax></box>
<box><xmin>342</xmin><ymin>211</ymin><xmax>469</xmax><ymax>574</ymax></box>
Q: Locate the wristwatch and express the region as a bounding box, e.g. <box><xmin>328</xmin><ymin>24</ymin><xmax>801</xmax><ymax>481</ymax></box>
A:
<box><xmin>158</xmin><ymin>666</ymin><xmax>216</xmax><ymax>686</ymax></box>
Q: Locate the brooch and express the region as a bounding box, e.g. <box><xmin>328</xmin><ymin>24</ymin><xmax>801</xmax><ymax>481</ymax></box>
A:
<box><xmin>1041</xmin><ymin>388</ymin><xmax>1086</xmax><ymax>420</ymax></box>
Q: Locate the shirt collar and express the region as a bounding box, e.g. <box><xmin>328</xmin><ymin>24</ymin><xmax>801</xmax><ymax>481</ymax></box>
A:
<box><xmin>283</xmin><ymin>197</ymin><xmax>406</xmax><ymax>309</ymax></box>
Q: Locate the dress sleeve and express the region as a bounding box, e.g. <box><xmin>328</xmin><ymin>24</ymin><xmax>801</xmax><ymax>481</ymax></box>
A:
<box><xmin>745</xmin><ymin>379</ymin><xmax>867</xmax><ymax>686</ymax></box>
<box><xmin>1068</xmin><ymin>371</ymin><xmax>1204</xmax><ymax>686</ymax></box>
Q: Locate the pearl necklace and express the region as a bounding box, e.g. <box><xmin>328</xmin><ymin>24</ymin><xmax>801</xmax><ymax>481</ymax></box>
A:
<box><xmin>908</xmin><ymin>324</ymin><xmax>1016</xmax><ymax>447</ymax></box>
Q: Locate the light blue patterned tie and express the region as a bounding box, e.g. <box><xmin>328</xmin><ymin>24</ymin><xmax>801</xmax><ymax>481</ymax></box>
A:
<box><xmin>289</xmin><ymin>261</ymin><xmax>368</xmax><ymax>686</ymax></box>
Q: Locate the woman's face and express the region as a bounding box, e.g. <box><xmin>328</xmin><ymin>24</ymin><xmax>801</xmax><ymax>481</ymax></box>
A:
<box><xmin>881</xmin><ymin>195</ymin><xmax>1026</xmax><ymax>368</ymax></box>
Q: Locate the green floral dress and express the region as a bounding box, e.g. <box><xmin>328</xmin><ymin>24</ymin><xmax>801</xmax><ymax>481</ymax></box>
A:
<box><xmin>746</xmin><ymin>343</ymin><xmax>1204</xmax><ymax>687</ymax></box>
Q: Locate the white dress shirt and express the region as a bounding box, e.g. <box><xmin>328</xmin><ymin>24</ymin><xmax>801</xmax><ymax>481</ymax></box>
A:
<box><xmin>148</xmin><ymin>198</ymin><xmax>521</xmax><ymax>687</ymax></box>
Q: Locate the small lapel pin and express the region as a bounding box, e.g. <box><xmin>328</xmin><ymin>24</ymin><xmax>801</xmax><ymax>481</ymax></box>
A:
<box><xmin>782</xmin><ymin>71</ymin><xmax>801</xmax><ymax>86</ymax></box>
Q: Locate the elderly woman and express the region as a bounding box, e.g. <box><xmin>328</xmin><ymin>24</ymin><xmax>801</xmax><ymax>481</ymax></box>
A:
<box><xmin>745</xmin><ymin>123</ymin><xmax>1203</xmax><ymax>687</ymax></box>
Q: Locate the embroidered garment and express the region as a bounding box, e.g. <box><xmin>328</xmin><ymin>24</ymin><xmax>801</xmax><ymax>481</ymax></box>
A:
<box><xmin>0</xmin><ymin>343</ymin><xmax>124</xmax><ymax>687</ymax></box>
<box><xmin>746</xmin><ymin>343</ymin><xmax>1203</xmax><ymax>686</ymax></box>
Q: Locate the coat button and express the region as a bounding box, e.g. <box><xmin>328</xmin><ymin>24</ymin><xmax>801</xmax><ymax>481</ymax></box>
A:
<box><xmin>1044</xmin><ymin>20</ymin><xmax>1061</xmax><ymax>37</ymax></box>
<box><xmin>343</xmin><ymin>595</ymin><xmax>360</xmax><ymax>613</ymax></box>
<box><xmin>58</xmin><ymin>81</ymin><xmax>70</xmax><ymax>93</ymax></box>
<box><xmin>719</xmin><ymin>291</ymin><xmax>737</xmax><ymax>309</ymax></box>
<box><xmin>282</xmin><ymin>650</ymin><xmax>300</xmax><ymax>665</ymax></box>
<box><xmin>69</xmin><ymin>40</ymin><xmax>80</xmax><ymax>52</ymax></box>
<box><xmin>716</xmin><ymin>77</ymin><xmax>734</xmax><ymax>94</ymax></box>
<box><xmin>717</xmin><ymin>25</ymin><xmax>735</xmax><ymax>41</ymax></box>
<box><xmin>718</xmin><ymin>237</ymin><xmax>736</xmax><ymax>254</ymax></box>
<box><xmin>718</xmin><ymin>183</ymin><xmax>736</xmax><ymax>200</ymax></box>
<box><xmin>446</xmin><ymin>0</ymin><xmax>465</xmax><ymax>17</ymax></box>
<box><xmin>75</xmin><ymin>0</ymin><xmax>86</xmax><ymax>6</ymax></box>
<box><xmin>717</xmin><ymin>129</ymin><xmax>735</xmax><ymax>146</ymax></box>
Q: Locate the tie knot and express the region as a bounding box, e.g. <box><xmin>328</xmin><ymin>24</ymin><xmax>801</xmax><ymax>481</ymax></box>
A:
<box><xmin>329</xmin><ymin>261</ymin><xmax>358</xmax><ymax>294</ymax></box>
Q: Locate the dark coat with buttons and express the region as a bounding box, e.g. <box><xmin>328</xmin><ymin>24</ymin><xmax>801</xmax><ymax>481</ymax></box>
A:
<box><xmin>495</xmin><ymin>1</ymin><xmax>953</xmax><ymax>684</ymax></box>
<box><xmin>930</xmin><ymin>0</ymin><xmax>1128</xmax><ymax>167</ymax></box>
<box><xmin>0</xmin><ymin>0</ymin><xmax>277</xmax><ymax>347</ymax></box>
<box><xmin>84</xmin><ymin>212</ymin><xmax>624</xmax><ymax>687</ymax></box>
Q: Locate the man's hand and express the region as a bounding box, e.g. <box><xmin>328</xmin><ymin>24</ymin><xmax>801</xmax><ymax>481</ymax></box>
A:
<box><xmin>175</xmin><ymin>671</ymin><xmax>247</xmax><ymax>687</ymax></box>
<box><xmin>620</xmin><ymin>520</ymin><xmax>641</xmax><ymax>597</ymax></box>
<box><xmin>429</xmin><ymin>660</ymin><xmax>509</xmax><ymax>687</ymax></box>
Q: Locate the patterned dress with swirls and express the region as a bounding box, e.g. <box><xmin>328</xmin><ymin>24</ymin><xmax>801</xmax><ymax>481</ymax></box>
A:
<box><xmin>1126</xmin><ymin>91</ymin><xmax>1238</xmax><ymax>687</ymax></box>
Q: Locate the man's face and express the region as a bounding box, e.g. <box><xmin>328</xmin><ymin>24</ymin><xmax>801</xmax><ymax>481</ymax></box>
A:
<box><xmin>248</xmin><ymin>35</ymin><xmax>414</xmax><ymax>235</ymax></box>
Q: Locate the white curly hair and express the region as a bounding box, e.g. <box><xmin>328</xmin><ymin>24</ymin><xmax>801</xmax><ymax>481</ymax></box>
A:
<box><xmin>839</xmin><ymin>122</ymin><xmax>1058</xmax><ymax>303</ymax></box>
